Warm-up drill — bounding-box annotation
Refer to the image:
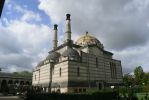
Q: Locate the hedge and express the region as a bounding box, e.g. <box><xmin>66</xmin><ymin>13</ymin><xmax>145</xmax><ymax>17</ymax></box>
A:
<box><xmin>26</xmin><ymin>91</ymin><xmax>118</xmax><ymax>100</ymax></box>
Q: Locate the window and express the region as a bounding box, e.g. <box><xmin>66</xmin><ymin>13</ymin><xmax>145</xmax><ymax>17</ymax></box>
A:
<box><xmin>110</xmin><ymin>62</ymin><xmax>117</xmax><ymax>79</ymax></box>
<box><xmin>96</xmin><ymin>57</ymin><xmax>98</xmax><ymax>67</ymax></box>
<box><xmin>35</xmin><ymin>75</ymin><xmax>36</xmax><ymax>80</ymax></box>
<box><xmin>60</xmin><ymin>68</ymin><xmax>61</xmax><ymax>77</ymax></box>
<box><xmin>77</xmin><ymin>67</ymin><xmax>80</xmax><ymax>76</ymax></box>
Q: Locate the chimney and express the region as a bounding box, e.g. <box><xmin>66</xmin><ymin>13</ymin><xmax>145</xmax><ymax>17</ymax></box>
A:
<box><xmin>53</xmin><ymin>24</ymin><xmax>58</xmax><ymax>49</ymax></box>
<box><xmin>64</xmin><ymin>14</ymin><xmax>71</xmax><ymax>42</ymax></box>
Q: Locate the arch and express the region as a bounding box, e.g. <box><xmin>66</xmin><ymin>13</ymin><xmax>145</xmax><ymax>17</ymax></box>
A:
<box><xmin>20</xmin><ymin>81</ymin><xmax>24</xmax><ymax>85</ymax></box>
<box><xmin>14</xmin><ymin>80</ymin><xmax>19</xmax><ymax>85</ymax></box>
<box><xmin>8</xmin><ymin>80</ymin><xmax>13</xmax><ymax>84</ymax></box>
<box><xmin>1</xmin><ymin>80</ymin><xmax>8</xmax><ymax>93</ymax></box>
<box><xmin>25</xmin><ymin>81</ymin><xmax>30</xmax><ymax>85</ymax></box>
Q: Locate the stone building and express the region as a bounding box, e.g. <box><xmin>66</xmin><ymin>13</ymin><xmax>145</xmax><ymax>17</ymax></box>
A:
<box><xmin>0</xmin><ymin>72</ymin><xmax>31</xmax><ymax>93</ymax></box>
<box><xmin>32</xmin><ymin>14</ymin><xmax>123</xmax><ymax>93</ymax></box>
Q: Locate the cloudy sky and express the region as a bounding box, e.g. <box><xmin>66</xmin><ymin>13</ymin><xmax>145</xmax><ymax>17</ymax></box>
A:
<box><xmin>0</xmin><ymin>0</ymin><xmax>149</xmax><ymax>73</ymax></box>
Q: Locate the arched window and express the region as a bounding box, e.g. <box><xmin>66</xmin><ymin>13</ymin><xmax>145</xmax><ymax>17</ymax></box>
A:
<box><xmin>77</xmin><ymin>67</ymin><xmax>80</xmax><ymax>76</ymax></box>
<box><xmin>60</xmin><ymin>68</ymin><xmax>61</xmax><ymax>77</ymax></box>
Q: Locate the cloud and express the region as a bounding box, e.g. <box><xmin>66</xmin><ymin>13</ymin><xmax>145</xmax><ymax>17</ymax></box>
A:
<box><xmin>1</xmin><ymin>0</ymin><xmax>149</xmax><ymax>73</ymax></box>
<box><xmin>0</xmin><ymin>27</ymin><xmax>22</xmax><ymax>54</ymax></box>
<box><xmin>0</xmin><ymin>4</ymin><xmax>52</xmax><ymax>72</ymax></box>
<box><xmin>113</xmin><ymin>42</ymin><xmax>149</xmax><ymax>73</ymax></box>
<box><xmin>14</xmin><ymin>5</ymin><xmax>41</xmax><ymax>22</ymax></box>
<box><xmin>0</xmin><ymin>19</ymin><xmax>52</xmax><ymax>71</ymax></box>
<box><xmin>38</xmin><ymin>0</ymin><xmax>149</xmax><ymax>73</ymax></box>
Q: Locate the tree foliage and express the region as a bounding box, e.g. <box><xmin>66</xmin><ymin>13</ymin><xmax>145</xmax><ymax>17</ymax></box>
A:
<box><xmin>12</xmin><ymin>71</ymin><xmax>32</xmax><ymax>77</ymax></box>
<box><xmin>123</xmin><ymin>74</ymin><xmax>134</xmax><ymax>87</ymax></box>
<box><xmin>123</xmin><ymin>66</ymin><xmax>149</xmax><ymax>87</ymax></box>
<box><xmin>134</xmin><ymin>66</ymin><xmax>144</xmax><ymax>85</ymax></box>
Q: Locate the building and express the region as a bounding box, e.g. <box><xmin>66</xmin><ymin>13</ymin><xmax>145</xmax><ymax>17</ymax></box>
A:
<box><xmin>32</xmin><ymin>14</ymin><xmax>123</xmax><ymax>93</ymax></box>
<box><xmin>0</xmin><ymin>72</ymin><xmax>31</xmax><ymax>93</ymax></box>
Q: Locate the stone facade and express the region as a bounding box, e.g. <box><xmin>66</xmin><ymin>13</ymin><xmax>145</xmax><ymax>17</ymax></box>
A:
<box><xmin>32</xmin><ymin>14</ymin><xmax>123</xmax><ymax>93</ymax></box>
<box><xmin>0</xmin><ymin>72</ymin><xmax>31</xmax><ymax>92</ymax></box>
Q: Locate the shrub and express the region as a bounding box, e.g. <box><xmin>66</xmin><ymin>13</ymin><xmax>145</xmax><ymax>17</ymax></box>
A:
<box><xmin>26</xmin><ymin>91</ymin><xmax>118</xmax><ymax>100</ymax></box>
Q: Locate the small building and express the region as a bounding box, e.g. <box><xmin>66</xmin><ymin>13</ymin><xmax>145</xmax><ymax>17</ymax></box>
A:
<box><xmin>32</xmin><ymin>14</ymin><xmax>123</xmax><ymax>93</ymax></box>
<box><xmin>0</xmin><ymin>72</ymin><xmax>32</xmax><ymax>93</ymax></box>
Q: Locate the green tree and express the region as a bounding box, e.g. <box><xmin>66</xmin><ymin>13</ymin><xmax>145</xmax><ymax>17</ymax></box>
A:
<box><xmin>13</xmin><ymin>71</ymin><xmax>32</xmax><ymax>77</ymax></box>
<box><xmin>144</xmin><ymin>73</ymin><xmax>149</xmax><ymax>85</ymax></box>
<box><xmin>134</xmin><ymin>66</ymin><xmax>144</xmax><ymax>85</ymax></box>
<box><xmin>123</xmin><ymin>74</ymin><xmax>134</xmax><ymax>87</ymax></box>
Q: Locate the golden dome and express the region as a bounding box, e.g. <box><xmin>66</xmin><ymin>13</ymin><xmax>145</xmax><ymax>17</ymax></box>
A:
<box><xmin>76</xmin><ymin>32</ymin><xmax>104</xmax><ymax>49</ymax></box>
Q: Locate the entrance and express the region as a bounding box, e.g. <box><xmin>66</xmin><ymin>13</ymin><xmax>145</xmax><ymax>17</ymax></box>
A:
<box><xmin>1</xmin><ymin>80</ymin><xmax>8</xmax><ymax>93</ymax></box>
<box><xmin>98</xmin><ymin>83</ymin><xmax>102</xmax><ymax>90</ymax></box>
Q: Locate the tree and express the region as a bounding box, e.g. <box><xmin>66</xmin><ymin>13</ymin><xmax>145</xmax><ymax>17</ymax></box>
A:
<box><xmin>12</xmin><ymin>71</ymin><xmax>32</xmax><ymax>77</ymax></box>
<box><xmin>134</xmin><ymin>66</ymin><xmax>144</xmax><ymax>85</ymax></box>
<box><xmin>123</xmin><ymin>74</ymin><xmax>134</xmax><ymax>87</ymax></box>
<box><xmin>144</xmin><ymin>73</ymin><xmax>149</xmax><ymax>85</ymax></box>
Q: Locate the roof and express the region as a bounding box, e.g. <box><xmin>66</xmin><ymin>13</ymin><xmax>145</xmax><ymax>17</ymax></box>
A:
<box><xmin>62</xmin><ymin>47</ymin><xmax>80</xmax><ymax>57</ymax></box>
<box><xmin>49</xmin><ymin>40</ymin><xmax>81</xmax><ymax>53</ymax></box>
<box><xmin>80</xmin><ymin>44</ymin><xmax>113</xmax><ymax>55</ymax></box>
<box><xmin>46</xmin><ymin>51</ymin><xmax>60</xmax><ymax>60</ymax></box>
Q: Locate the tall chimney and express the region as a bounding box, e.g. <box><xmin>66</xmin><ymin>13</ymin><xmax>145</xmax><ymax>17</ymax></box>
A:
<box><xmin>53</xmin><ymin>24</ymin><xmax>58</xmax><ymax>49</ymax></box>
<box><xmin>64</xmin><ymin>14</ymin><xmax>71</xmax><ymax>42</ymax></box>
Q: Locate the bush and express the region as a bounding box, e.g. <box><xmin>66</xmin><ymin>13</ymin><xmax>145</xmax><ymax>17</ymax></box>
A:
<box><xmin>26</xmin><ymin>91</ymin><xmax>118</xmax><ymax>100</ymax></box>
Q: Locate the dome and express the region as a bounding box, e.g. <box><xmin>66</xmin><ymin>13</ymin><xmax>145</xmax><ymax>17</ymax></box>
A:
<box><xmin>76</xmin><ymin>32</ymin><xmax>104</xmax><ymax>49</ymax></box>
<box><xmin>46</xmin><ymin>51</ymin><xmax>60</xmax><ymax>60</ymax></box>
<box><xmin>62</xmin><ymin>47</ymin><xmax>80</xmax><ymax>57</ymax></box>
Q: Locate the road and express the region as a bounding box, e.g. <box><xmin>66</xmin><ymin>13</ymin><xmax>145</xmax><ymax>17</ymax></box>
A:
<box><xmin>0</xmin><ymin>96</ymin><xmax>24</xmax><ymax>100</ymax></box>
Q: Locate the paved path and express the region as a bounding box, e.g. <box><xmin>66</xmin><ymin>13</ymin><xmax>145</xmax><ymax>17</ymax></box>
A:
<box><xmin>0</xmin><ymin>96</ymin><xmax>24</xmax><ymax>100</ymax></box>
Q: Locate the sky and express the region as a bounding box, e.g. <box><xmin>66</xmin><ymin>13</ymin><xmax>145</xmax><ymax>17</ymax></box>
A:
<box><xmin>0</xmin><ymin>0</ymin><xmax>149</xmax><ymax>73</ymax></box>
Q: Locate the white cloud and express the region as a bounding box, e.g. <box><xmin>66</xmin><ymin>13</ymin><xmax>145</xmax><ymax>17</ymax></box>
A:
<box><xmin>113</xmin><ymin>43</ymin><xmax>149</xmax><ymax>73</ymax></box>
<box><xmin>38</xmin><ymin>0</ymin><xmax>65</xmax><ymax>23</ymax></box>
<box><xmin>0</xmin><ymin>20</ymin><xmax>51</xmax><ymax>71</ymax></box>
<box><xmin>1</xmin><ymin>0</ymin><xmax>149</xmax><ymax>73</ymax></box>
<box><xmin>14</xmin><ymin>5</ymin><xmax>41</xmax><ymax>22</ymax></box>
<box><xmin>21</xmin><ymin>11</ymin><xmax>41</xmax><ymax>22</ymax></box>
<box><xmin>38</xmin><ymin>0</ymin><xmax>149</xmax><ymax>73</ymax></box>
<box><xmin>7</xmin><ymin>20</ymin><xmax>50</xmax><ymax>53</ymax></box>
<box><xmin>0</xmin><ymin>4</ymin><xmax>52</xmax><ymax>72</ymax></box>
